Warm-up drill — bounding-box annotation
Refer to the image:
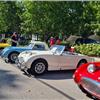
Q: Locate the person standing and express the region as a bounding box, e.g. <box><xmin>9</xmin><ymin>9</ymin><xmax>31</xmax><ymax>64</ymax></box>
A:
<box><xmin>11</xmin><ymin>32</ymin><xmax>18</xmax><ymax>46</ymax></box>
<box><xmin>56</xmin><ymin>38</ymin><xmax>61</xmax><ymax>45</ymax></box>
<box><xmin>58</xmin><ymin>32</ymin><xmax>64</xmax><ymax>41</ymax></box>
<box><xmin>49</xmin><ymin>37</ymin><xmax>55</xmax><ymax>47</ymax></box>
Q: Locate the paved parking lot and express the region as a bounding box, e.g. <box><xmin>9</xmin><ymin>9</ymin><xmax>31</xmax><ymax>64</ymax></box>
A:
<box><xmin>0</xmin><ymin>58</ymin><xmax>92</xmax><ymax>100</ymax></box>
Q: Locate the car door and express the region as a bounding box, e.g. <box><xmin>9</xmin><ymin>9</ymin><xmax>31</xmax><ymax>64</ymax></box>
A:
<box><xmin>47</xmin><ymin>45</ymin><xmax>65</xmax><ymax>70</ymax></box>
<box><xmin>45</xmin><ymin>54</ymin><xmax>60</xmax><ymax>71</ymax></box>
<box><xmin>58</xmin><ymin>52</ymin><xmax>80</xmax><ymax>70</ymax></box>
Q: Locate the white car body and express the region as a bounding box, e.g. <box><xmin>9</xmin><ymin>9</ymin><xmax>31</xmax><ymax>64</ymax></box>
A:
<box><xmin>1</xmin><ymin>41</ymin><xmax>49</xmax><ymax>63</ymax></box>
<box><xmin>18</xmin><ymin>45</ymin><xmax>94</xmax><ymax>75</ymax></box>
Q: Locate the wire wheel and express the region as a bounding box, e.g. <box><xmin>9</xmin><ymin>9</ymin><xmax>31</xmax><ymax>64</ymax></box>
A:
<box><xmin>30</xmin><ymin>59</ymin><xmax>48</xmax><ymax>75</ymax></box>
<box><xmin>9</xmin><ymin>52</ymin><xmax>19</xmax><ymax>63</ymax></box>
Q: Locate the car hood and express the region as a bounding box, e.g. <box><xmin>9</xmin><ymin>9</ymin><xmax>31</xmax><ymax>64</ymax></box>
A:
<box><xmin>0</xmin><ymin>43</ymin><xmax>11</xmax><ymax>47</ymax></box>
<box><xmin>19</xmin><ymin>50</ymin><xmax>53</xmax><ymax>57</ymax></box>
<box><xmin>4</xmin><ymin>46</ymin><xmax>30</xmax><ymax>50</ymax></box>
<box><xmin>1</xmin><ymin>46</ymin><xmax>31</xmax><ymax>57</ymax></box>
<box><xmin>18</xmin><ymin>50</ymin><xmax>53</xmax><ymax>62</ymax></box>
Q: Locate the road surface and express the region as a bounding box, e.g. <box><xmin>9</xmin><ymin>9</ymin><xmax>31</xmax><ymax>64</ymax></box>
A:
<box><xmin>0</xmin><ymin>58</ymin><xmax>92</xmax><ymax>100</ymax></box>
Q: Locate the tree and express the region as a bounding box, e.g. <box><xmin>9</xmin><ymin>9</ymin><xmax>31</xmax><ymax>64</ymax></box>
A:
<box><xmin>0</xmin><ymin>1</ymin><xmax>100</xmax><ymax>40</ymax></box>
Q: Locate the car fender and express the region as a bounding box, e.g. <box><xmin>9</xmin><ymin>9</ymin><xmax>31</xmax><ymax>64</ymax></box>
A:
<box><xmin>6</xmin><ymin>50</ymin><xmax>20</xmax><ymax>58</ymax></box>
<box><xmin>25</xmin><ymin>55</ymin><xmax>49</xmax><ymax>69</ymax></box>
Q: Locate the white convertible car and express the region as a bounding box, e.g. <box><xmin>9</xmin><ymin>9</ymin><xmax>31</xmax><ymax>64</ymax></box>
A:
<box><xmin>17</xmin><ymin>45</ymin><xmax>94</xmax><ymax>75</ymax></box>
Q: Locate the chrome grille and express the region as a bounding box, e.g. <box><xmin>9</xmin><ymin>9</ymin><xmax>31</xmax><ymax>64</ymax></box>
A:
<box><xmin>81</xmin><ymin>77</ymin><xmax>100</xmax><ymax>98</ymax></box>
<box><xmin>18</xmin><ymin>57</ymin><xmax>24</xmax><ymax>63</ymax></box>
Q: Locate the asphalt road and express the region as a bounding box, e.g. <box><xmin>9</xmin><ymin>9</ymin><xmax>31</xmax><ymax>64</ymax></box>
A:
<box><xmin>0</xmin><ymin>58</ymin><xmax>92</xmax><ymax>100</ymax></box>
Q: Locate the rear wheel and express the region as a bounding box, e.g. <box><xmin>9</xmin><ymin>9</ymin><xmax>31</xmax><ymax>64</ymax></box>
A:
<box><xmin>77</xmin><ymin>60</ymin><xmax>87</xmax><ymax>68</ymax></box>
<box><xmin>29</xmin><ymin>59</ymin><xmax>48</xmax><ymax>75</ymax></box>
<box><xmin>0</xmin><ymin>48</ymin><xmax>3</xmax><ymax>52</ymax></box>
<box><xmin>8</xmin><ymin>52</ymin><xmax>19</xmax><ymax>63</ymax></box>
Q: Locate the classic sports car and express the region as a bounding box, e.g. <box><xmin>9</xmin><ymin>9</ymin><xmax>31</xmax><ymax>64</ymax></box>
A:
<box><xmin>73</xmin><ymin>62</ymin><xmax>100</xmax><ymax>99</ymax></box>
<box><xmin>0</xmin><ymin>39</ymin><xmax>10</xmax><ymax>50</ymax></box>
<box><xmin>17</xmin><ymin>45</ymin><xmax>94</xmax><ymax>75</ymax></box>
<box><xmin>0</xmin><ymin>43</ymin><xmax>10</xmax><ymax>49</ymax></box>
<box><xmin>0</xmin><ymin>41</ymin><xmax>49</xmax><ymax>63</ymax></box>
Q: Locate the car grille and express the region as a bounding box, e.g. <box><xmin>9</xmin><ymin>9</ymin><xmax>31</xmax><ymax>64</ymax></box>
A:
<box><xmin>18</xmin><ymin>57</ymin><xmax>24</xmax><ymax>63</ymax></box>
<box><xmin>81</xmin><ymin>77</ymin><xmax>100</xmax><ymax>98</ymax></box>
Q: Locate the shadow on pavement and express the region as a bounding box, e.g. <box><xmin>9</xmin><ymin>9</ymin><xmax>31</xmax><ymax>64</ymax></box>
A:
<box><xmin>0</xmin><ymin>69</ymin><xmax>25</xmax><ymax>99</ymax></box>
<box><xmin>35</xmin><ymin>70</ymin><xmax>75</xmax><ymax>80</ymax></box>
<box><xmin>36</xmin><ymin>78</ymin><xmax>76</xmax><ymax>100</ymax></box>
<box><xmin>34</xmin><ymin>70</ymin><xmax>77</xmax><ymax>100</ymax></box>
<box><xmin>33</xmin><ymin>70</ymin><xmax>76</xmax><ymax>100</ymax></box>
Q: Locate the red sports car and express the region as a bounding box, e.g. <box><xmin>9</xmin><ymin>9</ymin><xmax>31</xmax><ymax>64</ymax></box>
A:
<box><xmin>73</xmin><ymin>62</ymin><xmax>100</xmax><ymax>99</ymax></box>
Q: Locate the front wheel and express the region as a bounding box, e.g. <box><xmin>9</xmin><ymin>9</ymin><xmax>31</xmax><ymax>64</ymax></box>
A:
<box><xmin>30</xmin><ymin>59</ymin><xmax>48</xmax><ymax>75</ymax></box>
<box><xmin>77</xmin><ymin>60</ymin><xmax>87</xmax><ymax>68</ymax></box>
<box><xmin>8</xmin><ymin>52</ymin><xmax>19</xmax><ymax>63</ymax></box>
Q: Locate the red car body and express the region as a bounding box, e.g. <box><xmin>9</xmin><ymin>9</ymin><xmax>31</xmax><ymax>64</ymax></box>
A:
<box><xmin>73</xmin><ymin>62</ymin><xmax>100</xmax><ymax>99</ymax></box>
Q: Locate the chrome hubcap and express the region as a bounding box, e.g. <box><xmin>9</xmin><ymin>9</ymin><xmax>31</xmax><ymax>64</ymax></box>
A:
<box><xmin>11</xmin><ymin>53</ymin><xmax>18</xmax><ymax>61</ymax></box>
<box><xmin>35</xmin><ymin>62</ymin><xmax>45</xmax><ymax>74</ymax></box>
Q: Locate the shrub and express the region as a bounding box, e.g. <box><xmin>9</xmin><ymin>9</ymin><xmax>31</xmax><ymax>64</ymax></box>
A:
<box><xmin>75</xmin><ymin>44</ymin><xmax>100</xmax><ymax>57</ymax></box>
<box><xmin>60</xmin><ymin>41</ymin><xmax>72</xmax><ymax>46</ymax></box>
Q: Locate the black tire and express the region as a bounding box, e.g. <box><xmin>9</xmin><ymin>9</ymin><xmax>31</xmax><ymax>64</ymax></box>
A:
<box><xmin>29</xmin><ymin>59</ymin><xmax>48</xmax><ymax>75</ymax></box>
<box><xmin>8</xmin><ymin>52</ymin><xmax>19</xmax><ymax>63</ymax></box>
<box><xmin>77</xmin><ymin>60</ymin><xmax>87</xmax><ymax>68</ymax></box>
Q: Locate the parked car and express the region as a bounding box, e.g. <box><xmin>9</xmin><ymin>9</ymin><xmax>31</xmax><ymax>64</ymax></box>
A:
<box><xmin>0</xmin><ymin>43</ymin><xmax>10</xmax><ymax>49</ymax></box>
<box><xmin>75</xmin><ymin>38</ymin><xmax>98</xmax><ymax>45</ymax></box>
<box><xmin>0</xmin><ymin>38</ymin><xmax>10</xmax><ymax>50</ymax></box>
<box><xmin>73</xmin><ymin>62</ymin><xmax>100</xmax><ymax>99</ymax></box>
<box><xmin>0</xmin><ymin>41</ymin><xmax>49</xmax><ymax>63</ymax></box>
<box><xmin>17</xmin><ymin>45</ymin><xmax>94</xmax><ymax>75</ymax></box>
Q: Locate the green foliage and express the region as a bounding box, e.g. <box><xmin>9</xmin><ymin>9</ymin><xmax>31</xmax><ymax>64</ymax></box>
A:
<box><xmin>60</xmin><ymin>41</ymin><xmax>72</xmax><ymax>47</ymax></box>
<box><xmin>22</xmin><ymin>1</ymin><xmax>100</xmax><ymax>37</ymax></box>
<box><xmin>0</xmin><ymin>1</ymin><xmax>100</xmax><ymax>40</ymax></box>
<box><xmin>0</xmin><ymin>1</ymin><xmax>22</xmax><ymax>33</ymax></box>
<box><xmin>19</xmin><ymin>39</ymin><xmax>30</xmax><ymax>46</ymax></box>
<box><xmin>75</xmin><ymin>44</ymin><xmax>100</xmax><ymax>57</ymax></box>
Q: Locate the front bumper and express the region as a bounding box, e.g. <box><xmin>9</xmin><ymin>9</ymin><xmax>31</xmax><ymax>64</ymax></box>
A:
<box><xmin>16</xmin><ymin>60</ymin><xmax>31</xmax><ymax>75</ymax></box>
<box><xmin>2</xmin><ymin>57</ymin><xmax>9</xmax><ymax>63</ymax></box>
<box><xmin>15</xmin><ymin>59</ymin><xmax>28</xmax><ymax>71</ymax></box>
<box><xmin>80</xmin><ymin>77</ymin><xmax>100</xmax><ymax>99</ymax></box>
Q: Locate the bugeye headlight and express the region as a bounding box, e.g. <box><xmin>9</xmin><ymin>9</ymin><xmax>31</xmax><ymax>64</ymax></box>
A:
<box><xmin>87</xmin><ymin>64</ymin><xmax>96</xmax><ymax>73</ymax></box>
<box><xmin>19</xmin><ymin>57</ymin><xmax>24</xmax><ymax>63</ymax></box>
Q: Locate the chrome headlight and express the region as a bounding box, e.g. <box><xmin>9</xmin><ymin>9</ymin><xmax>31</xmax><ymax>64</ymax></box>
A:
<box><xmin>18</xmin><ymin>57</ymin><xmax>24</xmax><ymax>63</ymax></box>
<box><xmin>87</xmin><ymin>64</ymin><xmax>96</xmax><ymax>73</ymax></box>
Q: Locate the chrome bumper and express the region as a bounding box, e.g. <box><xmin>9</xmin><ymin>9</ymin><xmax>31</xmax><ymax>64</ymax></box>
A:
<box><xmin>16</xmin><ymin>61</ymin><xmax>30</xmax><ymax>75</ymax></box>
<box><xmin>15</xmin><ymin>59</ymin><xmax>28</xmax><ymax>71</ymax></box>
<box><xmin>80</xmin><ymin>77</ymin><xmax>100</xmax><ymax>99</ymax></box>
<box><xmin>3</xmin><ymin>57</ymin><xmax>9</xmax><ymax>63</ymax></box>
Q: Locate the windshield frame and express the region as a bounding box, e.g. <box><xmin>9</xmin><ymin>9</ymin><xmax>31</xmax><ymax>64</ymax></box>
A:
<box><xmin>50</xmin><ymin>45</ymin><xmax>65</xmax><ymax>55</ymax></box>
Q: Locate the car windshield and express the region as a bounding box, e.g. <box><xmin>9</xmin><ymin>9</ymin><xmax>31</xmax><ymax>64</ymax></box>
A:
<box><xmin>85</xmin><ymin>39</ymin><xmax>97</xmax><ymax>44</ymax></box>
<box><xmin>27</xmin><ymin>43</ymin><xmax>48</xmax><ymax>50</ymax></box>
<box><xmin>33</xmin><ymin>44</ymin><xmax>45</xmax><ymax>50</ymax></box>
<box><xmin>75</xmin><ymin>38</ymin><xmax>97</xmax><ymax>44</ymax></box>
<box><xmin>27</xmin><ymin>43</ymin><xmax>34</xmax><ymax>49</ymax></box>
<box><xmin>50</xmin><ymin>45</ymin><xmax>65</xmax><ymax>55</ymax></box>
